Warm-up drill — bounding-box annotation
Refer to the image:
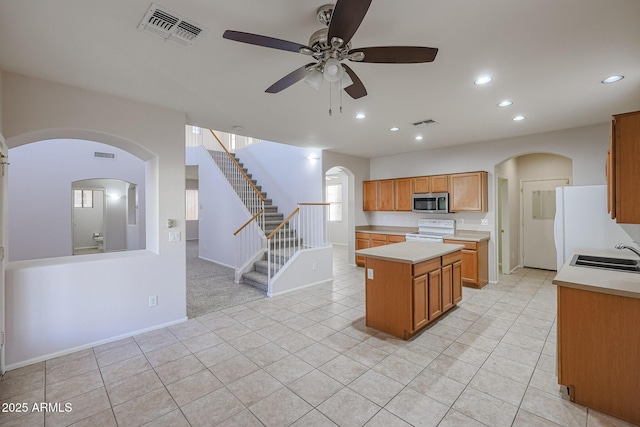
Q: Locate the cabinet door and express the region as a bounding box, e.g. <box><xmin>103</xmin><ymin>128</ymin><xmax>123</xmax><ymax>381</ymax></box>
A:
<box><xmin>355</xmin><ymin>233</ymin><xmax>370</xmax><ymax>267</ymax></box>
<box><xmin>607</xmin><ymin>118</ymin><xmax>616</xmax><ymax>219</ymax></box>
<box><xmin>461</xmin><ymin>249</ymin><xmax>478</xmax><ymax>285</ymax></box>
<box><xmin>428</xmin><ymin>269</ymin><xmax>442</xmax><ymax>320</ymax></box>
<box><xmin>430</xmin><ymin>175</ymin><xmax>449</xmax><ymax>192</ymax></box>
<box><xmin>363</xmin><ymin>181</ymin><xmax>377</xmax><ymax>211</ymax></box>
<box><xmin>371</xmin><ymin>234</ymin><xmax>388</xmax><ymax>247</ymax></box>
<box><xmin>449</xmin><ymin>172</ymin><xmax>487</xmax><ymax>212</ymax></box>
<box><xmin>394</xmin><ymin>178</ymin><xmax>413</xmax><ymax>211</ymax></box>
<box><xmin>387</xmin><ymin>235</ymin><xmax>406</xmax><ymax>244</ymax></box>
<box><xmin>413</xmin><ymin>177</ymin><xmax>430</xmax><ymax>193</ymax></box>
<box><xmin>452</xmin><ymin>260</ymin><xmax>462</xmax><ymax>303</ymax></box>
<box><xmin>412</xmin><ymin>275</ymin><xmax>429</xmax><ymax>331</ymax></box>
<box><xmin>378</xmin><ymin>180</ymin><xmax>395</xmax><ymax>211</ymax></box>
<box><xmin>612</xmin><ymin>112</ymin><xmax>640</xmax><ymax>223</ymax></box>
<box><xmin>441</xmin><ymin>264</ymin><xmax>453</xmax><ymax>312</ymax></box>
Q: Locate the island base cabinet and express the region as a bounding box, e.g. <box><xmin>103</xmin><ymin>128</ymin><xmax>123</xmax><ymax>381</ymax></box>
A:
<box><xmin>557</xmin><ymin>286</ymin><xmax>640</xmax><ymax>425</ymax></box>
<box><xmin>365</xmin><ymin>252</ymin><xmax>461</xmax><ymax>340</ymax></box>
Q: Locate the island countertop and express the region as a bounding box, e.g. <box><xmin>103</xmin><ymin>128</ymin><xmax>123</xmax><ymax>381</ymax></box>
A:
<box><xmin>553</xmin><ymin>248</ymin><xmax>640</xmax><ymax>299</ymax></box>
<box><xmin>355</xmin><ymin>241</ymin><xmax>464</xmax><ymax>264</ymax></box>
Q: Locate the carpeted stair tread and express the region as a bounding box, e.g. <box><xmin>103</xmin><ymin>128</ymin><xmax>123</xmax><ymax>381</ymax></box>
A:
<box><xmin>242</xmin><ymin>271</ymin><xmax>269</xmax><ymax>292</ymax></box>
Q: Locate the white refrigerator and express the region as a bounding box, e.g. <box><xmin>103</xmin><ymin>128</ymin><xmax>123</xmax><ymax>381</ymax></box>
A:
<box><xmin>554</xmin><ymin>185</ymin><xmax>633</xmax><ymax>271</ymax></box>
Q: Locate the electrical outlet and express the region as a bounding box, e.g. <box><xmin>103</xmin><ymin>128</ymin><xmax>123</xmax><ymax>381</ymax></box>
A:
<box><xmin>481</xmin><ymin>219</ymin><xmax>488</xmax><ymax>226</ymax></box>
<box><xmin>149</xmin><ymin>295</ymin><xmax>158</xmax><ymax>307</ymax></box>
<box><xmin>458</xmin><ymin>218</ymin><xmax>464</xmax><ymax>225</ymax></box>
<box><xmin>312</xmin><ymin>263</ymin><xmax>317</xmax><ymax>271</ymax></box>
<box><xmin>367</xmin><ymin>268</ymin><xmax>374</xmax><ymax>280</ymax></box>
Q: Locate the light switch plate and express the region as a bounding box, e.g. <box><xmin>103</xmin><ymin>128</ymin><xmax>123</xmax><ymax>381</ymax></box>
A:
<box><xmin>169</xmin><ymin>231</ymin><xmax>181</xmax><ymax>242</ymax></box>
<box><xmin>481</xmin><ymin>219</ymin><xmax>488</xmax><ymax>226</ymax></box>
<box><xmin>367</xmin><ymin>268</ymin><xmax>374</xmax><ymax>280</ymax></box>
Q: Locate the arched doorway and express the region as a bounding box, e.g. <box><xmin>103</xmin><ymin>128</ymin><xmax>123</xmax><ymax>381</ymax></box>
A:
<box><xmin>325</xmin><ymin>166</ymin><xmax>356</xmax><ymax>265</ymax></box>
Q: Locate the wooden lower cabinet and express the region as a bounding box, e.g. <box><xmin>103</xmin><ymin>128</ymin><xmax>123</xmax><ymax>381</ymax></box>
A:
<box><xmin>444</xmin><ymin>238</ymin><xmax>488</xmax><ymax>288</ymax></box>
<box><xmin>365</xmin><ymin>251</ymin><xmax>462</xmax><ymax>339</ymax></box>
<box><xmin>557</xmin><ymin>286</ymin><xmax>640</xmax><ymax>425</ymax></box>
<box><xmin>355</xmin><ymin>232</ymin><xmax>406</xmax><ymax>267</ymax></box>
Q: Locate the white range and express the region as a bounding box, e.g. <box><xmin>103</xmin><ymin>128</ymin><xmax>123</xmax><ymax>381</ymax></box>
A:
<box><xmin>405</xmin><ymin>219</ymin><xmax>456</xmax><ymax>243</ymax></box>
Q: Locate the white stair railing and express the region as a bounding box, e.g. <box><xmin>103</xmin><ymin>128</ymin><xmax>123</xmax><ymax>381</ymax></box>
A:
<box><xmin>267</xmin><ymin>203</ymin><xmax>330</xmax><ymax>283</ymax></box>
<box><xmin>208</xmin><ymin>129</ymin><xmax>266</xmax><ymax>279</ymax></box>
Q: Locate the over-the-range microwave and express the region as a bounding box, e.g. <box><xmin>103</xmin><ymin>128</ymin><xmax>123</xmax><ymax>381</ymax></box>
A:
<box><xmin>412</xmin><ymin>192</ymin><xmax>449</xmax><ymax>214</ymax></box>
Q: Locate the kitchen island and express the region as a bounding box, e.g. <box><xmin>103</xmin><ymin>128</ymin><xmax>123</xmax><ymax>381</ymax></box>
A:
<box><xmin>553</xmin><ymin>249</ymin><xmax>640</xmax><ymax>425</ymax></box>
<box><xmin>356</xmin><ymin>241</ymin><xmax>464</xmax><ymax>339</ymax></box>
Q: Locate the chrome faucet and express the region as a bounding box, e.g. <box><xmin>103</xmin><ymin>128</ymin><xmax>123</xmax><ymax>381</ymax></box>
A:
<box><xmin>615</xmin><ymin>243</ymin><xmax>640</xmax><ymax>258</ymax></box>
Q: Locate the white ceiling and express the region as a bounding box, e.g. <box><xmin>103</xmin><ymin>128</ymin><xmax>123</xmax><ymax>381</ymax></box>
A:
<box><xmin>1</xmin><ymin>0</ymin><xmax>639</xmax><ymax>158</ymax></box>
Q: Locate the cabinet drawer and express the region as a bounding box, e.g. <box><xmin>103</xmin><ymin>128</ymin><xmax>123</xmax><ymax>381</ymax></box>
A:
<box><xmin>442</xmin><ymin>251</ymin><xmax>462</xmax><ymax>266</ymax></box>
<box><xmin>387</xmin><ymin>235</ymin><xmax>406</xmax><ymax>243</ymax></box>
<box><xmin>413</xmin><ymin>258</ymin><xmax>441</xmax><ymax>277</ymax></box>
<box><xmin>356</xmin><ymin>232</ymin><xmax>370</xmax><ymax>239</ymax></box>
<box><xmin>444</xmin><ymin>239</ymin><xmax>477</xmax><ymax>250</ymax></box>
<box><xmin>370</xmin><ymin>234</ymin><xmax>388</xmax><ymax>241</ymax></box>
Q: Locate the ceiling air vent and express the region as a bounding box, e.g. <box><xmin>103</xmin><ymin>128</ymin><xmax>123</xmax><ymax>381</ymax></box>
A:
<box><xmin>412</xmin><ymin>119</ymin><xmax>437</xmax><ymax>128</ymax></box>
<box><xmin>94</xmin><ymin>151</ymin><xmax>116</xmax><ymax>160</ymax></box>
<box><xmin>138</xmin><ymin>3</ymin><xmax>205</xmax><ymax>46</ymax></box>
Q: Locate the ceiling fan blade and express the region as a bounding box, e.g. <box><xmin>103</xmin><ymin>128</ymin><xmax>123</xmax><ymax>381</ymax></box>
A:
<box><xmin>350</xmin><ymin>46</ymin><xmax>439</xmax><ymax>63</ymax></box>
<box><xmin>223</xmin><ymin>30</ymin><xmax>310</xmax><ymax>53</ymax></box>
<box><xmin>342</xmin><ymin>65</ymin><xmax>367</xmax><ymax>99</ymax></box>
<box><xmin>265</xmin><ymin>63</ymin><xmax>316</xmax><ymax>93</ymax></box>
<box><xmin>327</xmin><ymin>0</ymin><xmax>372</xmax><ymax>45</ymax></box>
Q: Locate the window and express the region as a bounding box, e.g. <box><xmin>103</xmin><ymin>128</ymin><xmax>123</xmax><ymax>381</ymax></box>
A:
<box><xmin>326</xmin><ymin>184</ymin><xmax>343</xmax><ymax>222</ymax></box>
<box><xmin>186</xmin><ymin>189</ymin><xmax>199</xmax><ymax>220</ymax></box>
<box><xmin>73</xmin><ymin>190</ymin><xmax>93</xmax><ymax>208</ymax></box>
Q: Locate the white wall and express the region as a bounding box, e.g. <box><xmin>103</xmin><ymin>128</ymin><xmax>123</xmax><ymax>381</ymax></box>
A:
<box><xmin>195</xmin><ymin>146</ymin><xmax>249</xmax><ymax>268</ymax></box>
<box><xmin>368</xmin><ymin>123</ymin><xmax>610</xmax><ymax>282</ymax></box>
<box><xmin>2</xmin><ymin>72</ymin><xmax>187</xmax><ymax>368</ymax></box>
<box><xmin>495</xmin><ymin>157</ymin><xmax>520</xmax><ymax>272</ymax></box>
<box><xmin>186</xmin><ymin>178</ymin><xmax>199</xmax><ymax>241</ymax></box>
<box><xmin>236</xmin><ymin>141</ymin><xmax>323</xmax><ymax>216</ymax></box>
<box><xmin>8</xmin><ymin>139</ymin><xmax>145</xmax><ymax>261</ymax></box>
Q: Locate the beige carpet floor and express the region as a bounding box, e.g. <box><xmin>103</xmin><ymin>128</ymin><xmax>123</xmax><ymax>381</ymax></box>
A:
<box><xmin>187</xmin><ymin>240</ymin><xmax>266</xmax><ymax>318</ymax></box>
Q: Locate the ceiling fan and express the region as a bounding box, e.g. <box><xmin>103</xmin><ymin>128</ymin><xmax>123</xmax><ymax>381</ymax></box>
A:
<box><xmin>222</xmin><ymin>0</ymin><xmax>438</xmax><ymax>99</ymax></box>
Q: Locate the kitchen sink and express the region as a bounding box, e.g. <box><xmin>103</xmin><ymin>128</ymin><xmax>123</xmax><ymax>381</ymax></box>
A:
<box><xmin>570</xmin><ymin>254</ymin><xmax>640</xmax><ymax>273</ymax></box>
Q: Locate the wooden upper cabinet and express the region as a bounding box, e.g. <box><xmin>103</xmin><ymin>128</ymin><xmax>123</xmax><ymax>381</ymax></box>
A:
<box><xmin>413</xmin><ymin>177</ymin><xmax>430</xmax><ymax>193</ymax></box>
<box><xmin>412</xmin><ymin>175</ymin><xmax>448</xmax><ymax>194</ymax></box>
<box><xmin>430</xmin><ymin>175</ymin><xmax>449</xmax><ymax>192</ymax></box>
<box><xmin>609</xmin><ymin>111</ymin><xmax>640</xmax><ymax>223</ymax></box>
<box><xmin>395</xmin><ymin>178</ymin><xmax>413</xmax><ymax>211</ymax></box>
<box><xmin>449</xmin><ymin>172</ymin><xmax>488</xmax><ymax>212</ymax></box>
<box><xmin>363</xmin><ymin>181</ymin><xmax>378</xmax><ymax>211</ymax></box>
<box><xmin>378</xmin><ymin>180</ymin><xmax>395</xmax><ymax>211</ymax></box>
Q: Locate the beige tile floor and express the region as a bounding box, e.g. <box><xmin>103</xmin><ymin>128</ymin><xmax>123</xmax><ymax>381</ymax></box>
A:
<box><xmin>0</xmin><ymin>245</ymin><xmax>636</xmax><ymax>427</ymax></box>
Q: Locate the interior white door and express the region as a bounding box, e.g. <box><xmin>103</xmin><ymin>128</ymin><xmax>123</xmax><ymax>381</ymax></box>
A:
<box><xmin>522</xmin><ymin>179</ymin><xmax>569</xmax><ymax>270</ymax></box>
<box><xmin>498</xmin><ymin>177</ymin><xmax>510</xmax><ymax>274</ymax></box>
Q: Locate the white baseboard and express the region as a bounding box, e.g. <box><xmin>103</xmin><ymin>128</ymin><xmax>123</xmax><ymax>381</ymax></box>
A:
<box><xmin>4</xmin><ymin>317</ymin><xmax>188</xmax><ymax>372</ymax></box>
<box><xmin>198</xmin><ymin>255</ymin><xmax>234</xmax><ymax>270</ymax></box>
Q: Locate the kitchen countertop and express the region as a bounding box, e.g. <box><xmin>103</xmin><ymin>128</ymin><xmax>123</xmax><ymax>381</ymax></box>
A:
<box><xmin>355</xmin><ymin>225</ymin><xmax>490</xmax><ymax>242</ymax></box>
<box><xmin>355</xmin><ymin>225</ymin><xmax>417</xmax><ymax>236</ymax></box>
<box><xmin>553</xmin><ymin>248</ymin><xmax>640</xmax><ymax>299</ymax></box>
<box><xmin>355</xmin><ymin>241</ymin><xmax>464</xmax><ymax>264</ymax></box>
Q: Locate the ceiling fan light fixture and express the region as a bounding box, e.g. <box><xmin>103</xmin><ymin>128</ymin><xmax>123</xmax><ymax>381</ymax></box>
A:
<box><xmin>389</xmin><ymin>127</ymin><xmax>400</xmax><ymax>132</ymax></box>
<box><xmin>354</xmin><ymin>113</ymin><xmax>366</xmax><ymax>119</ymax></box>
<box><xmin>339</xmin><ymin>68</ymin><xmax>353</xmax><ymax>88</ymax></box>
<box><xmin>323</xmin><ymin>58</ymin><xmax>344</xmax><ymax>82</ymax></box>
<box><xmin>304</xmin><ymin>69</ymin><xmax>324</xmax><ymax>90</ymax></box>
<box><xmin>513</xmin><ymin>115</ymin><xmax>526</xmax><ymax>121</ymax></box>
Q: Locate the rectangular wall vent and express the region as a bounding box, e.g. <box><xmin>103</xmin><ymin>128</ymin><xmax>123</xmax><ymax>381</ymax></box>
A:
<box><xmin>138</xmin><ymin>3</ymin><xmax>205</xmax><ymax>46</ymax></box>
<box><xmin>94</xmin><ymin>151</ymin><xmax>116</xmax><ymax>160</ymax></box>
<box><xmin>412</xmin><ymin>119</ymin><xmax>437</xmax><ymax>127</ymax></box>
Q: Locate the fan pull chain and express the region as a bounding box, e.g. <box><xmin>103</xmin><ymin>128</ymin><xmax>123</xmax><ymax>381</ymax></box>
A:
<box><xmin>339</xmin><ymin>80</ymin><xmax>343</xmax><ymax>114</ymax></box>
<box><xmin>328</xmin><ymin>82</ymin><xmax>332</xmax><ymax>116</ymax></box>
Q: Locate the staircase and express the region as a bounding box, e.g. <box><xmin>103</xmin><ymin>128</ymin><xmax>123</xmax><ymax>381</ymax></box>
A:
<box><xmin>209</xmin><ymin>150</ymin><xmax>299</xmax><ymax>291</ymax></box>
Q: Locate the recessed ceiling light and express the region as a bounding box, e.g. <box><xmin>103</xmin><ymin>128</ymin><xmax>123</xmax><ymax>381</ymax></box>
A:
<box><xmin>414</xmin><ymin>135</ymin><xmax>424</xmax><ymax>141</ymax></box>
<box><xmin>497</xmin><ymin>100</ymin><xmax>513</xmax><ymax>107</ymax></box>
<box><xmin>474</xmin><ymin>75</ymin><xmax>493</xmax><ymax>85</ymax></box>
<box><xmin>601</xmin><ymin>75</ymin><xmax>624</xmax><ymax>84</ymax></box>
<box><xmin>354</xmin><ymin>113</ymin><xmax>366</xmax><ymax>119</ymax></box>
<box><xmin>389</xmin><ymin>127</ymin><xmax>400</xmax><ymax>132</ymax></box>
<box><xmin>513</xmin><ymin>115</ymin><xmax>526</xmax><ymax>121</ymax></box>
